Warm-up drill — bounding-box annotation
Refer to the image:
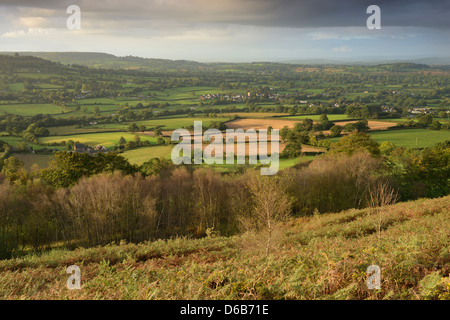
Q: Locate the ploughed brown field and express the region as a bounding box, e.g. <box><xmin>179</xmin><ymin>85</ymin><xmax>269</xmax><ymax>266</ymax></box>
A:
<box><xmin>225</xmin><ymin>118</ymin><xmax>398</xmax><ymax>131</ymax></box>
<box><xmin>334</xmin><ymin>120</ymin><xmax>398</xmax><ymax>131</ymax></box>
<box><xmin>143</xmin><ymin>130</ymin><xmax>325</xmax><ymax>156</ymax></box>
<box><xmin>141</xmin><ymin>118</ymin><xmax>396</xmax><ymax>157</ymax></box>
<box><xmin>225</xmin><ymin>118</ymin><xmax>298</xmax><ymax>130</ymax></box>
<box><xmin>200</xmin><ymin>143</ymin><xmax>325</xmax><ymax>156</ymax></box>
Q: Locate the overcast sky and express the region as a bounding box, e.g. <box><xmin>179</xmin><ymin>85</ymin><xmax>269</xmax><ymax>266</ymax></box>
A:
<box><xmin>0</xmin><ymin>0</ymin><xmax>449</xmax><ymax>62</ymax></box>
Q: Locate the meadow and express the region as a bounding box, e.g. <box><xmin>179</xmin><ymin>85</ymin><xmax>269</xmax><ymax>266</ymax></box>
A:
<box><xmin>40</xmin><ymin>132</ymin><xmax>159</xmax><ymax>148</ymax></box>
<box><xmin>368</xmin><ymin>129</ymin><xmax>450</xmax><ymax>148</ymax></box>
<box><xmin>0</xmin><ymin>103</ymin><xmax>66</xmax><ymax>116</ymax></box>
<box><xmin>131</xmin><ymin>117</ymin><xmax>232</xmax><ymax>131</ymax></box>
<box><xmin>48</xmin><ymin>126</ymin><xmax>121</xmax><ymax>136</ymax></box>
<box><xmin>327</xmin><ymin>128</ymin><xmax>450</xmax><ymax>149</ymax></box>
<box><xmin>122</xmin><ymin>145</ymin><xmax>174</xmax><ymax>165</ymax></box>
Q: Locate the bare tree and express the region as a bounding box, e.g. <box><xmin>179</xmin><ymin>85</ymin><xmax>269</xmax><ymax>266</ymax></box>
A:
<box><xmin>367</xmin><ymin>179</ymin><xmax>399</xmax><ymax>239</ymax></box>
<box><xmin>238</xmin><ymin>171</ymin><xmax>292</xmax><ymax>256</ymax></box>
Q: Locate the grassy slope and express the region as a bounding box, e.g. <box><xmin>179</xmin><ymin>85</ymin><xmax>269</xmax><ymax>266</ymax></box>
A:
<box><xmin>368</xmin><ymin>129</ymin><xmax>450</xmax><ymax>148</ymax></box>
<box><xmin>1</xmin><ymin>196</ymin><xmax>449</xmax><ymax>300</ymax></box>
<box><xmin>330</xmin><ymin>128</ymin><xmax>449</xmax><ymax>149</ymax></box>
<box><xmin>39</xmin><ymin>132</ymin><xmax>159</xmax><ymax>149</ymax></box>
<box><xmin>122</xmin><ymin>145</ymin><xmax>174</xmax><ymax>165</ymax></box>
<box><xmin>0</xmin><ymin>103</ymin><xmax>66</xmax><ymax>116</ymax></box>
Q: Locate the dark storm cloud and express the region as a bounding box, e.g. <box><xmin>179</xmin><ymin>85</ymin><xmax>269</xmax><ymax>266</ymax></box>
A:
<box><xmin>1</xmin><ymin>0</ymin><xmax>449</xmax><ymax>29</ymax></box>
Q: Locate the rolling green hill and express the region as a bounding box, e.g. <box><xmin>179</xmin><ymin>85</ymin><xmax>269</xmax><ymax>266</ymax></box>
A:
<box><xmin>0</xmin><ymin>52</ymin><xmax>206</xmax><ymax>72</ymax></box>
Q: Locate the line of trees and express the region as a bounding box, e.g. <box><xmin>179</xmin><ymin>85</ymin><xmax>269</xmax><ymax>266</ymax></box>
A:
<box><xmin>0</xmin><ymin>135</ymin><xmax>448</xmax><ymax>259</ymax></box>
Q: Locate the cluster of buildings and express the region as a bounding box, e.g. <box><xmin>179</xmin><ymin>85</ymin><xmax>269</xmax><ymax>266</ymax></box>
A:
<box><xmin>73</xmin><ymin>143</ymin><xmax>110</xmax><ymax>154</ymax></box>
<box><xmin>408</xmin><ymin>107</ymin><xmax>436</xmax><ymax>114</ymax></box>
<box><xmin>74</xmin><ymin>90</ymin><xmax>92</xmax><ymax>100</ymax></box>
<box><xmin>199</xmin><ymin>92</ymin><xmax>281</xmax><ymax>103</ymax></box>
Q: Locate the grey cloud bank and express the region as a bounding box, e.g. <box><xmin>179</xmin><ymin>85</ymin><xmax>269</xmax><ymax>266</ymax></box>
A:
<box><xmin>1</xmin><ymin>0</ymin><xmax>449</xmax><ymax>28</ymax></box>
<box><xmin>0</xmin><ymin>0</ymin><xmax>448</xmax><ymax>62</ymax></box>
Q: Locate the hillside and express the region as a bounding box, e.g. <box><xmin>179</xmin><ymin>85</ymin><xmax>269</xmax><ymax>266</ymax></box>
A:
<box><xmin>0</xmin><ymin>52</ymin><xmax>206</xmax><ymax>72</ymax></box>
<box><xmin>3</xmin><ymin>52</ymin><xmax>447</xmax><ymax>73</ymax></box>
<box><xmin>1</xmin><ymin>196</ymin><xmax>449</xmax><ymax>300</ymax></box>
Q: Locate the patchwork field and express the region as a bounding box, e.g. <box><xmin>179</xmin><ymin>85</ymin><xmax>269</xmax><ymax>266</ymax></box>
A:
<box><xmin>225</xmin><ymin>118</ymin><xmax>398</xmax><ymax>132</ymax></box>
<box><xmin>48</xmin><ymin>126</ymin><xmax>122</xmax><ymax>136</ymax></box>
<box><xmin>40</xmin><ymin>132</ymin><xmax>159</xmax><ymax>148</ymax></box>
<box><xmin>328</xmin><ymin>128</ymin><xmax>449</xmax><ymax>148</ymax></box>
<box><xmin>221</xmin><ymin>112</ymin><xmax>289</xmax><ymax>119</ymax></box>
<box><xmin>226</xmin><ymin>118</ymin><xmax>298</xmax><ymax>130</ymax></box>
<box><xmin>133</xmin><ymin>117</ymin><xmax>232</xmax><ymax>131</ymax></box>
<box><xmin>340</xmin><ymin>121</ymin><xmax>398</xmax><ymax>131</ymax></box>
<box><xmin>121</xmin><ymin>145</ymin><xmax>174</xmax><ymax>165</ymax></box>
<box><xmin>368</xmin><ymin>129</ymin><xmax>450</xmax><ymax>148</ymax></box>
<box><xmin>279</xmin><ymin>114</ymin><xmax>353</xmax><ymax>121</ymax></box>
<box><xmin>0</xmin><ymin>103</ymin><xmax>66</xmax><ymax>116</ymax></box>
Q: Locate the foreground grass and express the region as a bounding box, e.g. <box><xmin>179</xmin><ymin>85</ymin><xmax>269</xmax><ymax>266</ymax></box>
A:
<box><xmin>0</xmin><ymin>196</ymin><xmax>449</xmax><ymax>300</ymax></box>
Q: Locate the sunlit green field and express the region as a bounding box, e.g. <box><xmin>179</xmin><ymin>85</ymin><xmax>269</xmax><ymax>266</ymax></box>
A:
<box><xmin>121</xmin><ymin>145</ymin><xmax>173</xmax><ymax>164</ymax></box>
<box><xmin>0</xmin><ymin>103</ymin><xmax>66</xmax><ymax>116</ymax></box>
<box><xmin>122</xmin><ymin>144</ymin><xmax>315</xmax><ymax>168</ymax></box>
<box><xmin>369</xmin><ymin>129</ymin><xmax>449</xmax><ymax>148</ymax></box>
<box><xmin>48</xmin><ymin>126</ymin><xmax>122</xmax><ymax>136</ymax></box>
<box><xmin>40</xmin><ymin>132</ymin><xmax>159</xmax><ymax>148</ymax></box>
<box><xmin>221</xmin><ymin>112</ymin><xmax>288</xmax><ymax>119</ymax></box>
<box><xmin>330</xmin><ymin>128</ymin><xmax>449</xmax><ymax>148</ymax></box>
<box><xmin>6</xmin><ymin>83</ymin><xmax>24</xmax><ymax>92</ymax></box>
<box><xmin>132</xmin><ymin>117</ymin><xmax>232</xmax><ymax>130</ymax></box>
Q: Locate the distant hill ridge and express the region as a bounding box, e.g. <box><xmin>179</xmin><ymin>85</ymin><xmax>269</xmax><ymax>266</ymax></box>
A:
<box><xmin>0</xmin><ymin>52</ymin><xmax>205</xmax><ymax>71</ymax></box>
<box><xmin>1</xmin><ymin>52</ymin><xmax>449</xmax><ymax>72</ymax></box>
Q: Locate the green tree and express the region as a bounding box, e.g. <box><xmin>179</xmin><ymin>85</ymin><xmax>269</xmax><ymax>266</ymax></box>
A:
<box><xmin>302</xmin><ymin>118</ymin><xmax>313</xmax><ymax>131</ymax></box>
<box><xmin>154</xmin><ymin>128</ymin><xmax>163</xmax><ymax>137</ymax></box>
<box><xmin>1</xmin><ymin>156</ymin><xmax>26</xmax><ymax>182</ymax></box>
<box><xmin>40</xmin><ymin>152</ymin><xmax>137</xmax><ymax>188</ymax></box>
<box><xmin>330</xmin><ymin>125</ymin><xmax>343</xmax><ymax>137</ymax></box>
<box><xmin>281</xmin><ymin>142</ymin><xmax>302</xmax><ymax>158</ymax></box>
<box><xmin>430</xmin><ymin>120</ymin><xmax>442</xmax><ymax>130</ymax></box>
<box><xmin>140</xmin><ymin>158</ymin><xmax>175</xmax><ymax>177</ymax></box>
<box><xmin>330</xmin><ymin>132</ymin><xmax>380</xmax><ymax>157</ymax></box>
<box><xmin>128</xmin><ymin>123</ymin><xmax>139</xmax><ymax>133</ymax></box>
<box><xmin>354</xmin><ymin>120</ymin><xmax>370</xmax><ymax>132</ymax></box>
<box><xmin>407</xmin><ymin>141</ymin><xmax>450</xmax><ymax>197</ymax></box>
<box><xmin>125</xmin><ymin>141</ymin><xmax>137</xmax><ymax>149</ymax></box>
<box><xmin>418</xmin><ymin>114</ymin><xmax>433</xmax><ymax>127</ymax></box>
<box><xmin>280</xmin><ymin>126</ymin><xmax>290</xmax><ymax>142</ymax></box>
<box><xmin>134</xmin><ymin>134</ymin><xmax>141</xmax><ymax>146</ymax></box>
<box><xmin>379</xmin><ymin>141</ymin><xmax>397</xmax><ymax>155</ymax></box>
